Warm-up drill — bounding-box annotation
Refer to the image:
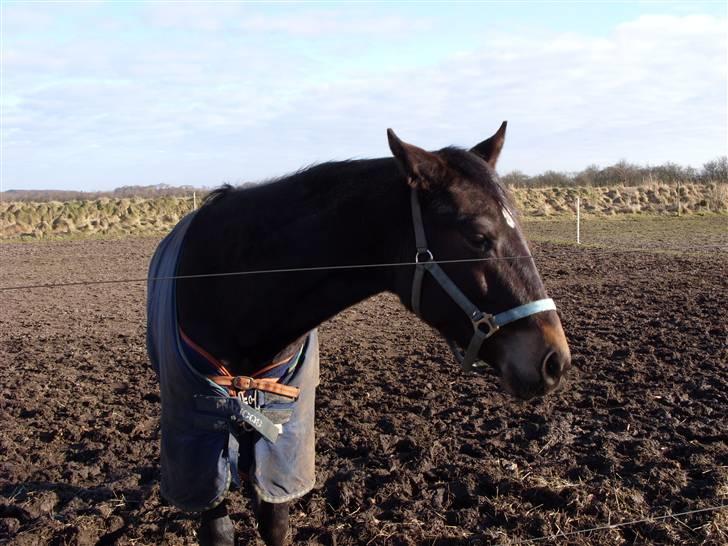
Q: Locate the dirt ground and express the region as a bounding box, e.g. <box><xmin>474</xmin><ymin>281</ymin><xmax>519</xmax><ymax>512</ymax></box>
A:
<box><xmin>1</xmin><ymin>218</ymin><xmax>726</xmax><ymax>545</ymax></box>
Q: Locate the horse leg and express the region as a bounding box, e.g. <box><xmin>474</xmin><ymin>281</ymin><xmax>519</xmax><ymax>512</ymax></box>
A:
<box><xmin>253</xmin><ymin>493</ymin><xmax>290</xmax><ymax>546</ymax></box>
<box><xmin>198</xmin><ymin>500</ymin><xmax>235</xmax><ymax>546</ymax></box>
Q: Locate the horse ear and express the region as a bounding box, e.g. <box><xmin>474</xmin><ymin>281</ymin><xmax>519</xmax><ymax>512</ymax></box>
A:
<box><xmin>470</xmin><ymin>121</ymin><xmax>507</xmax><ymax>168</ymax></box>
<box><xmin>387</xmin><ymin>128</ymin><xmax>446</xmax><ymax>189</ymax></box>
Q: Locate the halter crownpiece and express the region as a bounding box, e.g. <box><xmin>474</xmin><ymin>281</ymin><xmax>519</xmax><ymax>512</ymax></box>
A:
<box><xmin>409</xmin><ymin>187</ymin><xmax>556</xmax><ymax>372</ymax></box>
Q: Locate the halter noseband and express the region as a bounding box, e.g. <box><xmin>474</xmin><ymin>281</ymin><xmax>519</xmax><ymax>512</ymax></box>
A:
<box><xmin>409</xmin><ymin>187</ymin><xmax>556</xmax><ymax>372</ymax></box>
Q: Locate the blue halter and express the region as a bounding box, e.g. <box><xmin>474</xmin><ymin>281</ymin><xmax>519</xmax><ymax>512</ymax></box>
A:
<box><xmin>409</xmin><ymin>187</ymin><xmax>556</xmax><ymax>372</ymax></box>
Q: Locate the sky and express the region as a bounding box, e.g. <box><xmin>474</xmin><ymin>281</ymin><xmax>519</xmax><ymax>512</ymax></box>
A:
<box><xmin>1</xmin><ymin>1</ymin><xmax>726</xmax><ymax>191</ymax></box>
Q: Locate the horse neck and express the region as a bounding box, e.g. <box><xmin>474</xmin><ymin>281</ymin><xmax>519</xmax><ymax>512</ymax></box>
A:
<box><xmin>178</xmin><ymin>160</ymin><xmax>413</xmax><ymax>372</ymax></box>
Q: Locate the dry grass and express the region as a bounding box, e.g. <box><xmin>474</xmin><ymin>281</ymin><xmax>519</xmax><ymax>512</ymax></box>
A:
<box><xmin>511</xmin><ymin>182</ymin><xmax>727</xmax><ymax>217</ymax></box>
<box><xmin>0</xmin><ymin>196</ymin><xmax>194</xmax><ymax>241</ymax></box>
<box><xmin>1</xmin><ymin>183</ymin><xmax>726</xmax><ymax>241</ymax></box>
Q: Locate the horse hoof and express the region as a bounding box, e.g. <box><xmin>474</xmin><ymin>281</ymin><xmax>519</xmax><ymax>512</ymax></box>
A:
<box><xmin>256</xmin><ymin>501</ymin><xmax>290</xmax><ymax>546</ymax></box>
<box><xmin>198</xmin><ymin>513</ymin><xmax>235</xmax><ymax>546</ymax></box>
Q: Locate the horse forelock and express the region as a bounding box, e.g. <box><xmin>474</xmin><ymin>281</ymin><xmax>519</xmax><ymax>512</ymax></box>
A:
<box><xmin>437</xmin><ymin>146</ymin><xmax>514</xmax><ymax>212</ymax></box>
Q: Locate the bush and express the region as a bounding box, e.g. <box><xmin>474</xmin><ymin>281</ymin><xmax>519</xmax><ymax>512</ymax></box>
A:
<box><xmin>703</xmin><ymin>157</ymin><xmax>728</xmax><ymax>182</ymax></box>
<box><xmin>502</xmin><ymin>157</ymin><xmax>727</xmax><ymax>188</ymax></box>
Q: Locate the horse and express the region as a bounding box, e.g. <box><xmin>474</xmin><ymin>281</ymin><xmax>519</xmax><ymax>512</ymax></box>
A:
<box><xmin>145</xmin><ymin>122</ymin><xmax>571</xmax><ymax>546</ymax></box>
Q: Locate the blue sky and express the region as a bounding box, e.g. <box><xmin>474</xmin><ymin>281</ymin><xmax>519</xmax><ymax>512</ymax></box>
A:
<box><xmin>2</xmin><ymin>1</ymin><xmax>726</xmax><ymax>191</ymax></box>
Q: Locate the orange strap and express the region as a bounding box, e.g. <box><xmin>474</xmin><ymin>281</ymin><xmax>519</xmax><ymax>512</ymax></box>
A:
<box><xmin>179</xmin><ymin>329</ymin><xmax>232</xmax><ymax>377</ymax></box>
<box><xmin>208</xmin><ymin>375</ymin><xmax>300</xmax><ymax>400</ymax></box>
<box><xmin>180</xmin><ymin>328</ymin><xmax>303</xmax><ymax>400</ymax></box>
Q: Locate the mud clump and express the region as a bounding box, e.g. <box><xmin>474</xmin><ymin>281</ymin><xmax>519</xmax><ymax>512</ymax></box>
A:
<box><xmin>0</xmin><ymin>234</ymin><xmax>726</xmax><ymax>544</ymax></box>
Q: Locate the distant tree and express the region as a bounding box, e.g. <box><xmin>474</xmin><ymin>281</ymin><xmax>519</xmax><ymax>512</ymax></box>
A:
<box><xmin>3</xmin><ymin>158</ymin><xmax>723</xmax><ymax>203</ymax></box>
<box><xmin>0</xmin><ymin>185</ymin><xmax>211</xmax><ymax>202</ymax></box>
<box><xmin>595</xmin><ymin>161</ymin><xmax>637</xmax><ymax>185</ymax></box>
<box><xmin>573</xmin><ymin>164</ymin><xmax>600</xmax><ymax>186</ymax></box>
<box><xmin>501</xmin><ymin>170</ymin><xmax>531</xmax><ymax>187</ymax></box>
<box><xmin>701</xmin><ymin>156</ymin><xmax>728</xmax><ymax>182</ymax></box>
<box><xmin>648</xmin><ymin>162</ymin><xmax>689</xmax><ymax>184</ymax></box>
<box><xmin>532</xmin><ymin>170</ymin><xmax>573</xmax><ymax>187</ymax></box>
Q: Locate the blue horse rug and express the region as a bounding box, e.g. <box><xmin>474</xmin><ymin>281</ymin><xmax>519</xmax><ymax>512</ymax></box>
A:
<box><xmin>146</xmin><ymin>212</ymin><xmax>319</xmax><ymax>512</ymax></box>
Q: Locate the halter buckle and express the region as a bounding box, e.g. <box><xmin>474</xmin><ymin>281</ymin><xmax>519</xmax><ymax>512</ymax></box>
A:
<box><xmin>472</xmin><ymin>313</ymin><xmax>499</xmax><ymax>339</ymax></box>
<box><xmin>415</xmin><ymin>249</ymin><xmax>434</xmax><ymax>263</ymax></box>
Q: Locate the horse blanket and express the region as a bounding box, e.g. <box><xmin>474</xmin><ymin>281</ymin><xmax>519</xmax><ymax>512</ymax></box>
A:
<box><xmin>146</xmin><ymin>212</ymin><xmax>319</xmax><ymax>512</ymax></box>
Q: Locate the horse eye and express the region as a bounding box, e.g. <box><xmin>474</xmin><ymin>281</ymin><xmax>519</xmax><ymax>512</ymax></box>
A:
<box><xmin>469</xmin><ymin>234</ymin><xmax>493</xmax><ymax>253</ymax></box>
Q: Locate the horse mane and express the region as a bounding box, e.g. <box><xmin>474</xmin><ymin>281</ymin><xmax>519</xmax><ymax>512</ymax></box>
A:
<box><xmin>199</xmin><ymin>148</ymin><xmax>512</xmax><ymax>214</ymax></box>
<box><xmin>202</xmin><ymin>184</ymin><xmax>233</xmax><ymax>206</ymax></box>
<box><xmin>198</xmin><ymin>159</ymin><xmax>396</xmax><ymax>211</ymax></box>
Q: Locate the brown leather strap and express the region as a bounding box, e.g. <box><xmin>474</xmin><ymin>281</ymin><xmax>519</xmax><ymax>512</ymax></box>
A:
<box><xmin>208</xmin><ymin>375</ymin><xmax>300</xmax><ymax>400</ymax></box>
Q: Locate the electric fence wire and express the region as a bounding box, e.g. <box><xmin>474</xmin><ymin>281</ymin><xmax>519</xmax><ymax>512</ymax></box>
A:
<box><xmin>1</xmin><ymin>243</ymin><xmax>726</xmax><ymax>293</ymax></box>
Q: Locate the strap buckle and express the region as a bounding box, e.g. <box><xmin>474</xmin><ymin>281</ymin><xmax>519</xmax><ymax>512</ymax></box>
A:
<box><xmin>415</xmin><ymin>249</ymin><xmax>434</xmax><ymax>263</ymax></box>
<box><xmin>232</xmin><ymin>376</ymin><xmax>254</xmax><ymax>390</ymax></box>
<box><xmin>472</xmin><ymin>311</ymin><xmax>499</xmax><ymax>339</ymax></box>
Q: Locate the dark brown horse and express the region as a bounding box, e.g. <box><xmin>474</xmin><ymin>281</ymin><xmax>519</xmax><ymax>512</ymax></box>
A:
<box><xmin>154</xmin><ymin>122</ymin><xmax>570</xmax><ymax>545</ymax></box>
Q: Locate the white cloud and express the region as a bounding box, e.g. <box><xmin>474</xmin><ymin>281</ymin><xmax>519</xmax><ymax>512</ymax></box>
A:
<box><xmin>253</xmin><ymin>13</ymin><xmax>727</xmax><ymax>173</ymax></box>
<box><xmin>238</xmin><ymin>12</ymin><xmax>432</xmax><ymax>36</ymax></box>
<box><xmin>145</xmin><ymin>3</ymin><xmax>431</xmax><ymax>36</ymax></box>
<box><xmin>2</xmin><ymin>8</ymin><xmax>726</xmax><ymax>190</ymax></box>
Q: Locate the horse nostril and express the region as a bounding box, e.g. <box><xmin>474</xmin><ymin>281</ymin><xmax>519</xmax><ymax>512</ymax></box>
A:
<box><xmin>542</xmin><ymin>350</ymin><xmax>563</xmax><ymax>385</ymax></box>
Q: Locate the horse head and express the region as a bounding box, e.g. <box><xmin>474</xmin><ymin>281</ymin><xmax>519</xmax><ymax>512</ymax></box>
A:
<box><xmin>388</xmin><ymin>122</ymin><xmax>571</xmax><ymax>400</ymax></box>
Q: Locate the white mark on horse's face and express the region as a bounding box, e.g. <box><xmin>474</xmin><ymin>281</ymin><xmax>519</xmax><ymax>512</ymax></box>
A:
<box><xmin>502</xmin><ymin>206</ymin><xmax>516</xmax><ymax>228</ymax></box>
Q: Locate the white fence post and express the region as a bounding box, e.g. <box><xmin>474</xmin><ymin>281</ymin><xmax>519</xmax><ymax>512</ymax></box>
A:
<box><xmin>193</xmin><ymin>191</ymin><xmax>197</xmax><ymax>210</ymax></box>
<box><xmin>576</xmin><ymin>196</ymin><xmax>581</xmax><ymax>245</ymax></box>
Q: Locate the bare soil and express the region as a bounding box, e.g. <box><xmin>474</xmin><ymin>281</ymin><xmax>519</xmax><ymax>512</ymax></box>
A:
<box><xmin>0</xmin><ymin>223</ymin><xmax>726</xmax><ymax>545</ymax></box>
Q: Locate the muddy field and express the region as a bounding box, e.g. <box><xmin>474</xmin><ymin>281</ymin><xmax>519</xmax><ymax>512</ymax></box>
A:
<box><xmin>1</xmin><ymin>218</ymin><xmax>727</xmax><ymax>545</ymax></box>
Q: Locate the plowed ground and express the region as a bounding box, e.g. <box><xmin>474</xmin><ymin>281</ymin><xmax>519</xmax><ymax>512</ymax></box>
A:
<box><xmin>1</xmin><ymin>224</ymin><xmax>726</xmax><ymax>545</ymax></box>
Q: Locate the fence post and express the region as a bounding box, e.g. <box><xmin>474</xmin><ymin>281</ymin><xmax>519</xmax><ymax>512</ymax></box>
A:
<box><xmin>576</xmin><ymin>196</ymin><xmax>581</xmax><ymax>245</ymax></box>
<box><xmin>193</xmin><ymin>191</ymin><xmax>197</xmax><ymax>210</ymax></box>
